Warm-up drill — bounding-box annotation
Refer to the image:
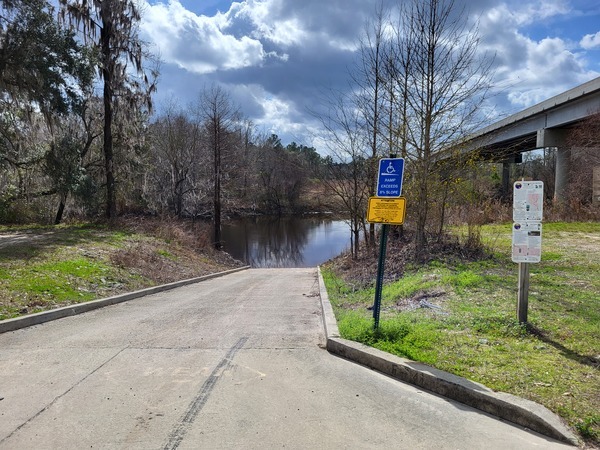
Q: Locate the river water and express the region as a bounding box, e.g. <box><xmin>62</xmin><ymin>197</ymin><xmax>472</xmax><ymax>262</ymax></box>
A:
<box><xmin>221</xmin><ymin>216</ymin><xmax>350</xmax><ymax>268</ymax></box>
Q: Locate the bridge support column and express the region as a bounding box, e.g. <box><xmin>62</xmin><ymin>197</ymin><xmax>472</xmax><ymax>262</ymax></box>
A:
<box><xmin>555</xmin><ymin>147</ymin><xmax>571</xmax><ymax>203</ymax></box>
<box><xmin>501</xmin><ymin>154</ymin><xmax>522</xmax><ymax>199</ymax></box>
<box><xmin>537</xmin><ymin>128</ymin><xmax>569</xmax><ymax>203</ymax></box>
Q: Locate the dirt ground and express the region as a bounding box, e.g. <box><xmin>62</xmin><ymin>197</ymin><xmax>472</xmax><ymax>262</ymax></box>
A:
<box><xmin>0</xmin><ymin>231</ymin><xmax>60</xmax><ymax>249</ymax></box>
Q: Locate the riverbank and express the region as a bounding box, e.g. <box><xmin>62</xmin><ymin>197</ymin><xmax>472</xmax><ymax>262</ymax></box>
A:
<box><xmin>0</xmin><ymin>217</ymin><xmax>244</xmax><ymax>321</ymax></box>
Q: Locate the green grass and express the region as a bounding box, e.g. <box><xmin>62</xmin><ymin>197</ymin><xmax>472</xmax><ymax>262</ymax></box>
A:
<box><xmin>6</xmin><ymin>258</ymin><xmax>110</xmax><ymax>302</ymax></box>
<box><xmin>156</xmin><ymin>249</ymin><xmax>177</xmax><ymax>260</ymax></box>
<box><xmin>0</xmin><ymin>220</ymin><xmax>237</xmax><ymax>321</ymax></box>
<box><xmin>0</xmin><ymin>225</ymin><xmax>166</xmax><ymax>320</ymax></box>
<box><xmin>323</xmin><ymin>221</ymin><xmax>600</xmax><ymax>445</ymax></box>
<box><xmin>0</xmin><ymin>244</ymin><xmax>146</xmax><ymax>320</ymax></box>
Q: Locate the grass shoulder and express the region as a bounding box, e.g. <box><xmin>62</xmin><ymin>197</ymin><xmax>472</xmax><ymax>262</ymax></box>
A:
<box><xmin>322</xmin><ymin>222</ymin><xmax>599</xmax><ymax>445</ymax></box>
<box><xmin>0</xmin><ymin>217</ymin><xmax>243</xmax><ymax>320</ymax></box>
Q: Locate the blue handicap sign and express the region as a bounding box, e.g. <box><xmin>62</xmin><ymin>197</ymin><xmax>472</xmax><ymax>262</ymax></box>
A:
<box><xmin>377</xmin><ymin>158</ymin><xmax>404</xmax><ymax>197</ymax></box>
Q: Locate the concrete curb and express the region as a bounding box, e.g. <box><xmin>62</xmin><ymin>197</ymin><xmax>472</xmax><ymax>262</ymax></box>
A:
<box><xmin>0</xmin><ymin>266</ymin><xmax>250</xmax><ymax>334</ymax></box>
<box><xmin>316</xmin><ymin>267</ymin><xmax>579</xmax><ymax>446</ymax></box>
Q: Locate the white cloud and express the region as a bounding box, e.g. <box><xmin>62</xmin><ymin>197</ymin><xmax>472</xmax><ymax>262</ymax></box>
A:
<box><xmin>143</xmin><ymin>0</ymin><xmax>600</xmax><ymax>148</ymax></box>
<box><xmin>226</xmin><ymin>82</ymin><xmax>325</xmax><ymax>147</ymax></box>
<box><xmin>481</xmin><ymin>0</ymin><xmax>569</xmax><ymax>28</ymax></box>
<box><xmin>224</xmin><ymin>0</ymin><xmax>308</xmax><ymax>47</ymax></box>
<box><xmin>141</xmin><ymin>0</ymin><xmax>266</xmax><ymax>74</ymax></box>
<box><xmin>141</xmin><ymin>0</ymin><xmax>359</xmax><ymax>77</ymax></box>
<box><xmin>581</xmin><ymin>31</ymin><xmax>600</xmax><ymax>50</ymax></box>
<box><xmin>479</xmin><ymin>2</ymin><xmax>598</xmax><ymax>109</ymax></box>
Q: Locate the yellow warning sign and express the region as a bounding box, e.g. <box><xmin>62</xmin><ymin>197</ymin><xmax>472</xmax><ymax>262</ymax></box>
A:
<box><xmin>367</xmin><ymin>197</ymin><xmax>407</xmax><ymax>225</ymax></box>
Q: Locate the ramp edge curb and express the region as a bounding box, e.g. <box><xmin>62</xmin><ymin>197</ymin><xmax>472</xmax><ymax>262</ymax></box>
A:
<box><xmin>0</xmin><ymin>266</ymin><xmax>250</xmax><ymax>334</ymax></box>
<box><xmin>316</xmin><ymin>266</ymin><xmax>578</xmax><ymax>446</ymax></box>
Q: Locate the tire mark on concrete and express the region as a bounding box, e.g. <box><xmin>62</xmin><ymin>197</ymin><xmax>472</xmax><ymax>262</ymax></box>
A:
<box><xmin>163</xmin><ymin>337</ymin><xmax>249</xmax><ymax>450</ymax></box>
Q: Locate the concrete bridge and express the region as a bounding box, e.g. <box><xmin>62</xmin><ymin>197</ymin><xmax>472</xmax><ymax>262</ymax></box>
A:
<box><xmin>459</xmin><ymin>76</ymin><xmax>600</xmax><ymax>202</ymax></box>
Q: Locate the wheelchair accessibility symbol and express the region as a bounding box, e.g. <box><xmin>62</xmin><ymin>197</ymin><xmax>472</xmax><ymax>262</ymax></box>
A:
<box><xmin>377</xmin><ymin>158</ymin><xmax>405</xmax><ymax>197</ymax></box>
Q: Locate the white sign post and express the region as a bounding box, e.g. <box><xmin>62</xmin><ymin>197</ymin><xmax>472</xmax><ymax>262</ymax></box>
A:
<box><xmin>512</xmin><ymin>181</ymin><xmax>543</xmax><ymax>324</ymax></box>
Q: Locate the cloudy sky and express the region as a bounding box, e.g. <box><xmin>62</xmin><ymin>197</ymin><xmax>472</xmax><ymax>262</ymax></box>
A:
<box><xmin>138</xmin><ymin>0</ymin><xmax>600</xmax><ymax>150</ymax></box>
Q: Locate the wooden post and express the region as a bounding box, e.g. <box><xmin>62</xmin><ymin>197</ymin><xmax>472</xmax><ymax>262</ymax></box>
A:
<box><xmin>517</xmin><ymin>262</ymin><xmax>530</xmax><ymax>324</ymax></box>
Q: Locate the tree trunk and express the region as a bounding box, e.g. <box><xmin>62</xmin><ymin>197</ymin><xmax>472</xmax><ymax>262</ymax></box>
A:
<box><xmin>213</xmin><ymin>124</ymin><xmax>222</xmax><ymax>249</ymax></box>
<box><xmin>101</xmin><ymin>13</ymin><xmax>116</xmax><ymax>220</ymax></box>
<box><xmin>354</xmin><ymin>226</ymin><xmax>360</xmax><ymax>258</ymax></box>
<box><xmin>415</xmin><ymin>171</ymin><xmax>428</xmax><ymax>256</ymax></box>
<box><xmin>54</xmin><ymin>193</ymin><xmax>67</xmax><ymax>225</ymax></box>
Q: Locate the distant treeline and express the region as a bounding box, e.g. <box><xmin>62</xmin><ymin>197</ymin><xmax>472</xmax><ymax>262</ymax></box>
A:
<box><xmin>0</xmin><ymin>0</ymin><xmax>337</xmax><ymax>234</ymax></box>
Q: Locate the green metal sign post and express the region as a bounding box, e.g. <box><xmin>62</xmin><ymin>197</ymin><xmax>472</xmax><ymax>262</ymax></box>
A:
<box><xmin>370</xmin><ymin>155</ymin><xmax>404</xmax><ymax>330</ymax></box>
<box><xmin>372</xmin><ymin>224</ymin><xmax>389</xmax><ymax>329</ymax></box>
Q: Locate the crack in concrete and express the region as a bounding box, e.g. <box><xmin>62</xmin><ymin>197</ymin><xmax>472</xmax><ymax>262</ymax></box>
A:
<box><xmin>0</xmin><ymin>346</ymin><xmax>128</xmax><ymax>446</ymax></box>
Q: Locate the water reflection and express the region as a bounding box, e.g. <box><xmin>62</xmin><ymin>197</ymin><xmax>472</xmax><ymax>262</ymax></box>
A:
<box><xmin>221</xmin><ymin>216</ymin><xmax>350</xmax><ymax>268</ymax></box>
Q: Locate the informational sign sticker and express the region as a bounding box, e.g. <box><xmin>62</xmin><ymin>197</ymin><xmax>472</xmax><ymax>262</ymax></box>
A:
<box><xmin>512</xmin><ymin>222</ymin><xmax>542</xmax><ymax>263</ymax></box>
<box><xmin>367</xmin><ymin>197</ymin><xmax>406</xmax><ymax>225</ymax></box>
<box><xmin>513</xmin><ymin>181</ymin><xmax>544</xmax><ymax>222</ymax></box>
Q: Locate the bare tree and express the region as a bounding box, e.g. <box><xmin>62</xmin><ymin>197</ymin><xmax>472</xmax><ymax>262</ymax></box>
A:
<box><xmin>236</xmin><ymin>119</ymin><xmax>257</xmax><ymax>203</ymax></box>
<box><xmin>319</xmin><ymin>93</ymin><xmax>370</xmax><ymax>259</ymax></box>
<box><xmin>195</xmin><ymin>85</ymin><xmax>240</xmax><ymax>249</ymax></box>
<box><xmin>352</xmin><ymin>4</ymin><xmax>389</xmax><ymax>247</ymax></box>
<box><xmin>384</xmin><ymin>0</ymin><xmax>493</xmax><ymax>254</ymax></box>
<box><xmin>144</xmin><ymin>100</ymin><xmax>208</xmax><ymax>217</ymax></box>
<box><xmin>566</xmin><ymin>111</ymin><xmax>600</xmax><ymax>207</ymax></box>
